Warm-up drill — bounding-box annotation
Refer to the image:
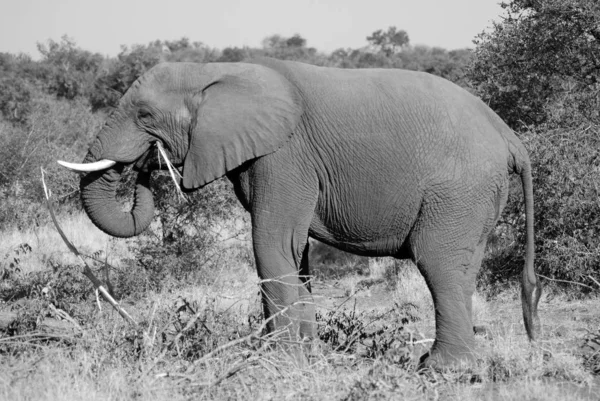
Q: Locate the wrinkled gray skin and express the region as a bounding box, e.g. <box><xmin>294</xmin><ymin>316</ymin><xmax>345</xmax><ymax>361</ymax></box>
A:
<box><xmin>78</xmin><ymin>58</ymin><xmax>542</xmax><ymax>368</ymax></box>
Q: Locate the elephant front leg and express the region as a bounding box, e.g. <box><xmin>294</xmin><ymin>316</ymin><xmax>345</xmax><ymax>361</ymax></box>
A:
<box><xmin>298</xmin><ymin>240</ymin><xmax>316</xmax><ymax>338</ymax></box>
<box><xmin>254</xmin><ymin>234</ymin><xmax>315</xmax><ymax>342</ymax></box>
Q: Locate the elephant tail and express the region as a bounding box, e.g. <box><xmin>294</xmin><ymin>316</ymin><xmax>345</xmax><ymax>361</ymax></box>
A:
<box><xmin>514</xmin><ymin>149</ymin><xmax>542</xmax><ymax>341</ymax></box>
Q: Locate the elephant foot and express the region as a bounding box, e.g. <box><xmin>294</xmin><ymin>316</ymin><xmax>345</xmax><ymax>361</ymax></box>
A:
<box><xmin>418</xmin><ymin>344</ymin><xmax>476</xmax><ymax>372</ymax></box>
<box><xmin>418</xmin><ymin>348</ymin><xmax>482</xmax><ymax>382</ymax></box>
<box><xmin>473</xmin><ymin>325</ymin><xmax>493</xmax><ymax>339</ymax></box>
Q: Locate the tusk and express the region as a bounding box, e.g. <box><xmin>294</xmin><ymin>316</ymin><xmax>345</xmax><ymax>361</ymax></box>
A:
<box><xmin>57</xmin><ymin>159</ymin><xmax>117</xmax><ymax>172</ymax></box>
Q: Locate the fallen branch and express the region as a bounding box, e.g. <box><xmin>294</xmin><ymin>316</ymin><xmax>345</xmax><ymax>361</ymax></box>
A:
<box><xmin>537</xmin><ymin>273</ymin><xmax>597</xmax><ymax>291</ymax></box>
<box><xmin>188</xmin><ymin>305</ymin><xmax>292</xmax><ymax>369</ymax></box>
<box><xmin>588</xmin><ymin>275</ymin><xmax>600</xmax><ymax>289</ymax></box>
<box><xmin>41</xmin><ymin>168</ymin><xmax>138</xmax><ymax>328</ymax></box>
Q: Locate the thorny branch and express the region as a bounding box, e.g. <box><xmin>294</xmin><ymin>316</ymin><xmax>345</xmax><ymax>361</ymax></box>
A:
<box><xmin>41</xmin><ymin>167</ymin><xmax>139</xmax><ymax>328</ymax></box>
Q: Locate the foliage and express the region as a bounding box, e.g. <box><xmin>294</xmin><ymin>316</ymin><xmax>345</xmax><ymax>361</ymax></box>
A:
<box><xmin>37</xmin><ymin>36</ymin><xmax>105</xmax><ymax>101</ymax></box>
<box><xmin>218</xmin><ymin>47</ymin><xmax>249</xmax><ymax>62</ymax></box>
<box><xmin>260</xmin><ymin>34</ymin><xmax>328</xmax><ymax>64</ymax></box>
<box><xmin>0</xmin><ymin>96</ymin><xmax>102</xmax><ymax>228</ymax></box>
<box><xmin>317</xmin><ymin>303</ymin><xmax>415</xmax><ymax>363</ymax></box>
<box><xmin>0</xmin><ymin>76</ymin><xmax>33</xmax><ymax>124</ymax></box>
<box><xmin>0</xmin><ymin>243</ymin><xmax>32</xmax><ymax>282</ymax></box>
<box><xmin>90</xmin><ymin>38</ymin><xmax>220</xmax><ymax>110</ymax></box>
<box><xmin>126</xmin><ymin>174</ymin><xmax>242</xmax><ymax>295</ymax></box>
<box><xmin>468</xmin><ymin>0</ymin><xmax>600</xmax><ymax>128</ymax></box>
<box><xmin>582</xmin><ymin>329</ymin><xmax>600</xmax><ymax>375</ymax></box>
<box><xmin>366</xmin><ymin>27</ymin><xmax>410</xmax><ymax>56</ymax></box>
<box><xmin>0</xmin><ymin>53</ymin><xmax>41</xmax><ymax>124</ymax></box>
<box><xmin>328</xmin><ymin>44</ymin><xmax>473</xmax><ymax>87</ymax></box>
<box><xmin>90</xmin><ymin>43</ymin><xmax>164</xmax><ymax>110</ymax></box>
<box><xmin>481</xmin><ymin>126</ymin><xmax>600</xmax><ymax>292</ymax></box>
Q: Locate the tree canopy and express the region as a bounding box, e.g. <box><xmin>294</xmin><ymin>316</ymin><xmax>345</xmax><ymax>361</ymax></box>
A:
<box><xmin>468</xmin><ymin>0</ymin><xmax>600</xmax><ymax>128</ymax></box>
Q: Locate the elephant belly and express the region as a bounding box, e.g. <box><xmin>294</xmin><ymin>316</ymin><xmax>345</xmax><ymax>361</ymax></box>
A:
<box><xmin>308</xmin><ymin>192</ymin><xmax>421</xmax><ymax>258</ymax></box>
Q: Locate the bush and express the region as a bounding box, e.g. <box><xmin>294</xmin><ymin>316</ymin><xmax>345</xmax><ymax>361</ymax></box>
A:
<box><xmin>37</xmin><ymin>36</ymin><xmax>105</xmax><ymax>101</ymax></box>
<box><xmin>0</xmin><ymin>76</ymin><xmax>33</xmax><ymax>124</ymax></box>
<box><xmin>481</xmin><ymin>125</ymin><xmax>600</xmax><ymax>292</ymax></box>
<box><xmin>317</xmin><ymin>304</ymin><xmax>413</xmax><ymax>362</ymax></box>
<box><xmin>468</xmin><ymin>0</ymin><xmax>600</xmax><ymax>128</ymax></box>
<box><xmin>123</xmin><ymin>174</ymin><xmax>243</xmax><ymax>295</ymax></box>
<box><xmin>0</xmin><ymin>95</ymin><xmax>102</xmax><ymax>228</ymax></box>
<box><xmin>90</xmin><ymin>38</ymin><xmax>220</xmax><ymax>110</ymax></box>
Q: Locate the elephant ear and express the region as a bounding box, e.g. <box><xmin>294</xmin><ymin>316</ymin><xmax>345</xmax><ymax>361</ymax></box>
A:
<box><xmin>182</xmin><ymin>64</ymin><xmax>303</xmax><ymax>189</ymax></box>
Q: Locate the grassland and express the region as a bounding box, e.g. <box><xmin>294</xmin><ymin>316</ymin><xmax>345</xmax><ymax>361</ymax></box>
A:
<box><xmin>1</xmin><ymin>212</ymin><xmax>599</xmax><ymax>401</ymax></box>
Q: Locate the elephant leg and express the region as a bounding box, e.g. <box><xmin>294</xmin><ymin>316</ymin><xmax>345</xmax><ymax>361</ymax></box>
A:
<box><xmin>250</xmin><ymin>166</ymin><xmax>317</xmax><ymax>342</ymax></box>
<box><xmin>254</xmin><ymin>225</ymin><xmax>315</xmax><ymax>341</ymax></box>
<box><xmin>410</xmin><ymin>207</ymin><xmax>493</xmax><ymax>369</ymax></box>
<box><xmin>463</xmin><ymin>243</ymin><xmax>486</xmax><ymax>334</ymax></box>
<box><xmin>414</xmin><ymin>251</ymin><xmax>477</xmax><ymax>368</ymax></box>
<box><xmin>298</xmin><ymin>240</ymin><xmax>316</xmax><ymax>339</ymax></box>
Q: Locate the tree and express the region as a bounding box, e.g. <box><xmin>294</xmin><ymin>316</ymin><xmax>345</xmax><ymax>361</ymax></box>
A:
<box><xmin>285</xmin><ymin>34</ymin><xmax>307</xmax><ymax>48</ymax></box>
<box><xmin>468</xmin><ymin>0</ymin><xmax>600</xmax><ymax>128</ymax></box>
<box><xmin>37</xmin><ymin>36</ymin><xmax>104</xmax><ymax>100</ymax></box>
<box><xmin>90</xmin><ymin>42</ymin><xmax>164</xmax><ymax>110</ymax></box>
<box><xmin>367</xmin><ymin>27</ymin><xmax>410</xmax><ymax>56</ymax></box>
<box><xmin>261</xmin><ymin>34</ymin><xmax>319</xmax><ymax>61</ymax></box>
<box><xmin>218</xmin><ymin>47</ymin><xmax>249</xmax><ymax>62</ymax></box>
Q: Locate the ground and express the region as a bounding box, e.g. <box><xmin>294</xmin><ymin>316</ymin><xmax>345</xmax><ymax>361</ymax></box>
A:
<box><xmin>1</xmin><ymin>214</ymin><xmax>599</xmax><ymax>400</ymax></box>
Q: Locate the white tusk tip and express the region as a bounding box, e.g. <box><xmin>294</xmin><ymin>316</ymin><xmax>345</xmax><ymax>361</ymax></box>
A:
<box><xmin>57</xmin><ymin>159</ymin><xmax>117</xmax><ymax>172</ymax></box>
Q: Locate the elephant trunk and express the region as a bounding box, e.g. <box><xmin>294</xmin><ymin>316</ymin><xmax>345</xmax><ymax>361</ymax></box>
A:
<box><xmin>80</xmin><ymin>156</ymin><xmax>155</xmax><ymax>238</ymax></box>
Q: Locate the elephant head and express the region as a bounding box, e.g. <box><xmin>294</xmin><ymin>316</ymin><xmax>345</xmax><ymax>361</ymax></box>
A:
<box><xmin>60</xmin><ymin>62</ymin><xmax>303</xmax><ymax>237</ymax></box>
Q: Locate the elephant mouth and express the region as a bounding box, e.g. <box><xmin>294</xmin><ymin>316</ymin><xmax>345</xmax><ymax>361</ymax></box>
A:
<box><xmin>57</xmin><ymin>142</ymin><xmax>183</xmax><ymax>239</ymax></box>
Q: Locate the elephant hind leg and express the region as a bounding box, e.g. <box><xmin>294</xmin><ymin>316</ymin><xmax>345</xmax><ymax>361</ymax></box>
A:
<box><xmin>409</xmin><ymin>209</ymin><xmax>494</xmax><ymax>369</ymax></box>
<box><xmin>413</xmin><ymin>251</ymin><xmax>478</xmax><ymax>369</ymax></box>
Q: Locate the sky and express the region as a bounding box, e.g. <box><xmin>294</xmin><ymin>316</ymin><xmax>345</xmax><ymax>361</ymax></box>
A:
<box><xmin>0</xmin><ymin>0</ymin><xmax>505</xmax><ymax>58</ymax></box>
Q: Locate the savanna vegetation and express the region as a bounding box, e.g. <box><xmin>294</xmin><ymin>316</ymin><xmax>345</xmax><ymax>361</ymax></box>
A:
<box><xmin>2</xmin><ymin>0</ymin><xmax>600</xmax><ymax>399</ymax></box>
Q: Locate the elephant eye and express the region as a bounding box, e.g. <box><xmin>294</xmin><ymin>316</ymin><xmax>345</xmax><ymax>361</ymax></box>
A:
<box><xmin>137</xmin><ymin>109</ymin><xmax>152</xmax><ymax>122</ymax></box>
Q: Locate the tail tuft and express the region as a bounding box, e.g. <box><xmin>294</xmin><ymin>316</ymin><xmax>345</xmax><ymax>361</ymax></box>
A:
<box><xmin>521</xmin><ymin>267</ymin><xmax>542</xmax><ymax>341</ymax></box>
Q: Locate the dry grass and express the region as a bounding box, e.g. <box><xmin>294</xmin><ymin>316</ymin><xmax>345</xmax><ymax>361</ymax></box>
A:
<box><xmin>1</xmin><ymin>214</ymin><xmax>599</xmax><ymax>400</ymax></box>
<box><xmin>0</xmin><ymin>212</ymin><xmax>134</xmax><ymax>275</ymax></box>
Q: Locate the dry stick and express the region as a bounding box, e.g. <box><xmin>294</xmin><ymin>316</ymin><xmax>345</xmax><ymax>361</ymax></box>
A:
<box><xmin>203</xmin><ymin>357</ymin><xmax>259</xmax><ymax>389</ymax></box>
<box><xmin>40</xmin><ymin>168</ymin><xmax>138</xmax><ymax>328</ymax></box>
<box><xmin>48</xmin><ymin>304</ymin><xmax>82</xmax><ymax>330</ymax></box>
<box><xmin>537</xmin><ymin>273</ymin><xmax>597</xmax><ymax>291</ymax></box>
<box><xmin>147</xmin><ymin>304</ymin><xmax>289</xmax><ymax>379</ymax></box>
<box><xmin>588</xmin><ymin>275</ymin><xmax>600</xmax><ymax>289</ymax></box>
<box><xmin>155</xmin><ymin>357</ymin><xmax>260</xmax><ymax>390</ymax></box>
<box><xmin>188</xmin><ymin>305</ymin><xmax>293</xmax><ymax>368</ymax></box>
<box><xmin>156</xmin><ymin>142</ymin><xmax>186</xmax><ymax>201</ymax></box>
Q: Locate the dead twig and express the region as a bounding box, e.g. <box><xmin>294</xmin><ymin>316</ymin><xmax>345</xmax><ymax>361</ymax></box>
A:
<box><xmin>41</xmin><ymin>167</ymin><xmax>139</xmax><ymax>328</ymax></box>
<box><xmin>47</xmin><ymin>304</ymin><xmax>82</xmax><ymax>330</ymax></box>
<box><xmin>537</xmin><ymin>273</ymin><xmax>596</xmax><ymax>291</ymax></box>
<box><xmin>188</xmin><ymin>305</ymin><xmax>292</xmax><ymax>369</ymax></box>
<box><xmin>588</xmin><ymin>275</ymin><xmax>600</xmax><ymax>289</ymax></box>
<box><xmin>203</xmin><ymin>357</ymin><xmax>259</xmax><ymax>390</ymax></box>
<box><xmin>156</xmin><ymin>142</ymin><xmax>186</xmax><ymax>201</ymax></box>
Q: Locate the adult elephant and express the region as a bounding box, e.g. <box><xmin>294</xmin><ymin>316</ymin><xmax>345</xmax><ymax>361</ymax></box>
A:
<box><xmin>59</xmin><ymin>58</ymin><xmax>542</xmax><ymax>368</ymax></box>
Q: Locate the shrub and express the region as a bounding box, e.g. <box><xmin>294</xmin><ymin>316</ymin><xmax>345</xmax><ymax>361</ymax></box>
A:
<box><xmin>37</xmin><ymin>36</ymin><xmax>105</xmax><ymax>101</ymax></box>
<box><xmin>317</xmin><ymin>303</ymin><xmax>414</xmax><ymax>361</ymax></box>
<box><xmin>0</xmin><ymin>95</ymin><xmax>102</xmax><ymax>228</ymax></box>
<box><xmin>468</xmin><ymin>0</ymin><xmax>600</xmax><ymax>128</ymax></box>
<box><xmin>481</xmin><ymin>125</ymin><xmax>600</xmax><ymax>292</ymax></box>
<box><xmin>123</xmin><ymin>173</ymin><xmax>243</xmax><ymax>295</ymax></box>
<box><xmin>0</xmin><ymin>76</ymin><xmax>33</xmax><ymax>124</ymax></box>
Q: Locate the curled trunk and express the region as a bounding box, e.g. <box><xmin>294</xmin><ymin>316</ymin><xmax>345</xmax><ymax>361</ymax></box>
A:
<box><xmin>80</xmin><ymin>163</ymin><xmax>155</xmax><ymax>238</ymax></box>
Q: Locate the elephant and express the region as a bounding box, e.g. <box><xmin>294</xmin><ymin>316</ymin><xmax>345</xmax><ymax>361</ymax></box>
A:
<box><xmin>59</xmin><ymin>57</ymin><xmax>542</xmax><ymax>368</ymax></box>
